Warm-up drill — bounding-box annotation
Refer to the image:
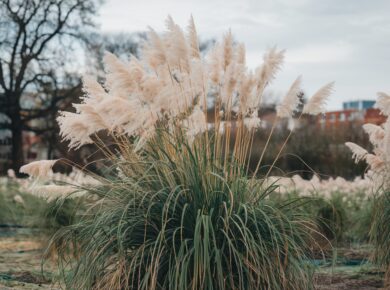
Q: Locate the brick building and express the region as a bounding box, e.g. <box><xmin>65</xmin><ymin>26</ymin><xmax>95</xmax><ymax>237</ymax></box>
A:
<box><xmin>318</xmin><ymin>100</ymin><xmax>386</xmax><ymax>129</ymax></box>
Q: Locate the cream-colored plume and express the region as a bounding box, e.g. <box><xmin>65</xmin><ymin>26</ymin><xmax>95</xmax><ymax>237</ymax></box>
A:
<box><xmin>376</xmin><ymin>92</ymin><xmax>390</xmax><ymax>116</ymax></box>
<box><xmin>303</xmin><ymin>82</ymin><xmax>334</xmax><ymax>115</ymax></box>
<box><xmin>362</xmin><ymin>123</ymin><xmax>385</xmax><ymax>147</ymax></box>
<box><xmin>243</xmin><ymin>111</ymin><xmax>262</xmax><ymax>131</ymax></box>
<box><xmin>20</xmin><ymin>160</ymin><xmax>59</xmax><ymax>178</ymax></box>
<box><xmin>276</xmin><ymin>76</ymin><xmax>302</xmax><ymax>118</ymax></box>
<box><xmin>55</xmin><ymin>16</ymin><xmax>331</xmax><ymax>152</ymax></box>
<box><xmin>345</xmin><ymin>142</ymin><xmax>368</xmax><ymax>163</ymax></box>
<box><xmin>346</xmin><ymin>90</ymin><xmax>390</xmax><ymax>190</ymax></box>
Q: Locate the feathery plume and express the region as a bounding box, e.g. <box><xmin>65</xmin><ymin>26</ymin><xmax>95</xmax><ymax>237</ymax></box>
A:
<box><xmin>238</xmin><ymin>72</ymin><xmax>255</xmax><ymax>114</ymax></box>
<box><xmin>82</xmin><ymin>76</ymin><xmax>108</xmax><ymax>103</ymax></box>
<box><xmin>29</xmin><ymin>184</ymin><xmax>78</xmax><ymax>202</ymax></box>
<box><xmin>57</xmin><ymin>112</ymin><xmax>94</xmax><ymax>149</ymax></box>
<box><xmin>256</xmin><ymin>48</ymin><xmax>285</xmax><ymax>94</ymax></box>
<box><xmin>221</xmin><ymin>61</ymin><xmax>237</xmax><ymax>106</ymax></box>
<box><xmin>73</xmin><ymin>103</ymin><xmax>108</xmax><ymax>130</ymax></box>
<box><xmin>365</xmin><ymin>154</ymin><xmax>384</xmax><ymax>171</ymax></box>
<box><xmin>188</xmin><ymin>59</ymin><xmax>207</xmax><ymax>96</ymax></box>
<box><xmin>383</xmin><ymin>119</ymin><xmax>390</xmax><ymax>159</ymax></box>
<box><xmin>7</xmin><ymin>169</ymin><xmax>15</xmax><ymax>178</ymax></box>
<box><xmin>303</xmin><ymin>82</ymin><xmax>334</xmax><ymax>115</ymax></box>
<box><xmin>208</xmin><ymin>44</ymin><xmax>222</xmax><ymax>85</ymax></box>
<box><xmin>345</xmin><ymin>142</ymin><xmax>368</xmax><ymax>163</ymax></box>
<box><xmin>139</xmin><ymin>75</ymin><xmax>163</xmax><ymax>102</ymax></box>
<box><xmin>222</xmin><ymin>30</ymin><xmax>234</xmax><ymax>70</ymax></box>
<box><xmin>13</xmin><ymin>194</ymin><xmax>24</xmax><ymax>205</ymax></box>
<box><xmin>187</xmin><ymin>16</ymin><xmax>200</xmax><ymax>59</ymax></box>
<box><xmin>165</xmin><ymin>16</ymin><xmax>190</xmax><ymax>71</ymax></box>
<box><xmin>144</xmin><ymin>28</ymin><xmax>167</xmax><ymax>70</ymax></box>
<box><xmin>182</xmin><ymin>106</ymin><xmax>207</xmax><ymax>141</ymax></box>
<box><xmin>237</xmin><ymin>43</ymin><xmax>246</xmax><ymax>67</ymax></box>
<box><xmin>276</xmin><ymin>76</ymin><xmax>302</xmax><ymax>118</ymax></box>
<box><xmin>375</xmin><ymin>92</ymin><xmax>390</xmax><ymax>116</ymax></box>
<box><xmin>20</xmin><ymin>159</ymin><xmax>58</xmax><ymax>178</ymax></box>
<box><xmin>55</xmin><ymin>16</ymin><xmax>332</xmax><ymax>154</ymax></box>
<box><xmin>103</xmin><ymin>52</ymin><xmax>136</xmax><ymax>97</ymax></box>
<box><xmin>362</xmin><ymin>123</ymin><xmax>385</xmax><ymax>146</ymax></box>
<box><xmin>243</xmin><ymin>111</ymin><xmax>262</xmax><ymax>131</ymax></box>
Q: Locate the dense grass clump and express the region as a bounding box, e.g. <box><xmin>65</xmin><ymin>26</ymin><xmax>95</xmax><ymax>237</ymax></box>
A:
<box><xmin>12</xmin><ymin>16</ymin><xmax>336</xmax><ymax>289</ymax></box>
<box><xmin>371</xmin><ymin>191</ymin><xmax>390</xmax><ymax>279</ymax></box>
<box><xmin>51</xmin><ymin>131</ymin><xmax>317</xmax><ymax>290</ymax></box>
<box><xmin>40</xmin><ymin>198</ymin><xmax>79</xmax><ymax>231</ymax></box>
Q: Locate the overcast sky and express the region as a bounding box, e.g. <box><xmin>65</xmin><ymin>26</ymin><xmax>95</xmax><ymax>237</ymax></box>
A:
<box><xmin>99</xmin><ymin>0</ymin><xmax>390</xmax><ymax>110</ymax></box>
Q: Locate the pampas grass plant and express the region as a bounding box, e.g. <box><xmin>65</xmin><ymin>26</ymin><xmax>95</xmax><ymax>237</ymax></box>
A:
<box><xmin>52</xmin><ymin>130</ymin><xmax>318</xmax><ymax>289</ymax></box>
<box><xmin>21</xmin><ymin>17</ymin><xmax>334</xmax><ymax>290</ymax></box>
<box><xmin>346</xmin><ymin>90</ymin><xmax>390</xmax><ymax>282</ymax></box>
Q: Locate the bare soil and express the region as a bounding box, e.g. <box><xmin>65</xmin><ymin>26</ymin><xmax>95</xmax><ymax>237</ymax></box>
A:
<box><xmin>314</xmin><ymin>272</ymin><xmax>385</xmax><ymax>290</ymax></box>
<box><xmin>0</xmin><ymin>229</ymin><xmax>387</xmax><ymax>289</ymax></box>
<box><xmin>0</xmin><ymin>230</ymin><xmax>57</xmax><ymax>289</ymax></box>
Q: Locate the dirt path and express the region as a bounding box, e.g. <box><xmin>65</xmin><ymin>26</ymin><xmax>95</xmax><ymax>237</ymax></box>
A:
<box><xmin>315</xmin><ymin>272</ymin><xmax>385</xmax><ymax>290</ymax></box>
<box><xmin>0</xmin><ymin>229</ymin><xmax>57</xmax><ymax>289</ymax></box>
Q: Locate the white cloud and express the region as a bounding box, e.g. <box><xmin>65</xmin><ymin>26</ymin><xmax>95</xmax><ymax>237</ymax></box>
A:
<box><xmin>287</xmin><ymin>42</ymin><xmax>354</xmax><ymax>64</ymax></box>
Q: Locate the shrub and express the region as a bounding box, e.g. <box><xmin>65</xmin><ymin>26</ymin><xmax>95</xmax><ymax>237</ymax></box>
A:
<box><xmin>21</xmin><ymin>17</ymin><xmax>333</xmax><ymax>289</ymax></box>
<box><xmin>53</xmin><ymin>131</ymin><xmax>317</xmax><ymax>289</ymax></box>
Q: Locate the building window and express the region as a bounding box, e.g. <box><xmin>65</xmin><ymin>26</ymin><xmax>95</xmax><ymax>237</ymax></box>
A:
<box><xmin>329</xmin><ymin>114</ymin><xmax>336</xmax><ymax>122</ymax></box>
<box><xmin>339</xmin><ymin>113</ymin><xmax>346</xmax><ymax>121</ymax></box>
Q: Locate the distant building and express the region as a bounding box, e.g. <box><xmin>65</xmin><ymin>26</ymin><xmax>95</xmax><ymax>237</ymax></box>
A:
<box><xmin>343</xmin><ymin>100</ymin><xmax>376</xmax><ymax>111</ymax></box>
<box><xmin>318</xmin><ymin>100</ymin><xmax>386</xmax><ymax>129</ymax></box>
<box><xmin>364</xmin><ymin>108</ymin><xmax>386</xmax><ymax>125</ymax></box>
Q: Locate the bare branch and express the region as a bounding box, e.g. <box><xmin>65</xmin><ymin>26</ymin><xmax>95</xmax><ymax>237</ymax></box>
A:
<box><xmin>0</xmin><ymin>58</ymin><xmax>8</xmax><ymax>91</ymax></box>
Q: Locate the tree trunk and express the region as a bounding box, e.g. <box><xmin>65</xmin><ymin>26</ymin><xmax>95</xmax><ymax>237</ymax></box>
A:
<box><xmin>11</xmin><ymin>122</ymin><xmax>24</xmax><ymax>174</ymax></box>
<box><xmin>8</xmin><ymin>96</ymin><xmax>24</xmax><ymax>174</ymax></box>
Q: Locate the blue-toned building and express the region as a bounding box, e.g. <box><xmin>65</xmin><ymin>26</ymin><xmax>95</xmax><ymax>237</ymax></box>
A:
<box><xmin>343</xmin><ymin>100</ymin><xmax>375</xmax><ymax>111</ymax></box>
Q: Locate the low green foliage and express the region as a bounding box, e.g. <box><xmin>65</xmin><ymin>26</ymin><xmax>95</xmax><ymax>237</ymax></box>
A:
<box><xmin>0</xmin><ymin>179</ymin><xmax>78</xmax><ymax>232</ymax></box>
<box><xmin>269</xmin><ymin>190</ymin><xmax>373</xmax><ymax>245</ymax></box>
<box><xmin>312</xmin><ymin>192</ymin><xmax>372</xmax><ymax>244</ymax></box>
<box><xmin>371</xmin><ymin>191</ymin><xmax>390</xmax><ymax>270</ymax></box>
<box><xmin>41</xmin><ymin>199</ymin><xmax>79</xmax><ymax>229</ymax></box>
<box><xmin>0</xmin><ymin>180</ymin><xmax>45</xmax><ymax>226</ymax></box>
<box><xmin>51</xmin><ymin>132</ymin><xmax>317</xmax><ymax>290</ymax></box>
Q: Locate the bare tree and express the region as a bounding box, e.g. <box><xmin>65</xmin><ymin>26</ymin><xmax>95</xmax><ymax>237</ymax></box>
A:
<box><xmin>86</xmin><ymin>31</ymin><xmax>214</xmax><ymax>77</ymax></box>
<box><xmin>86</xmin><ymin>31</ymin><xmax>143</xmax><ymax>77</ymax></box>
<box><xmin>0</xmin><ymin>0</ymin><xmax>100</xmax><ymax>173</ymax></box>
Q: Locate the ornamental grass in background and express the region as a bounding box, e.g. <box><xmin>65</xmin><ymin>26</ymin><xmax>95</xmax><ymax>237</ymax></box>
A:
<box><xmin>20</xmin><ymin>17</ymin><xmax>334</xmax><ymax>290</ymax></box>
<box><xmin>346</xmin><ymin>91</ymin><xmax>390</xmax><ymax>284</ymax></box>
